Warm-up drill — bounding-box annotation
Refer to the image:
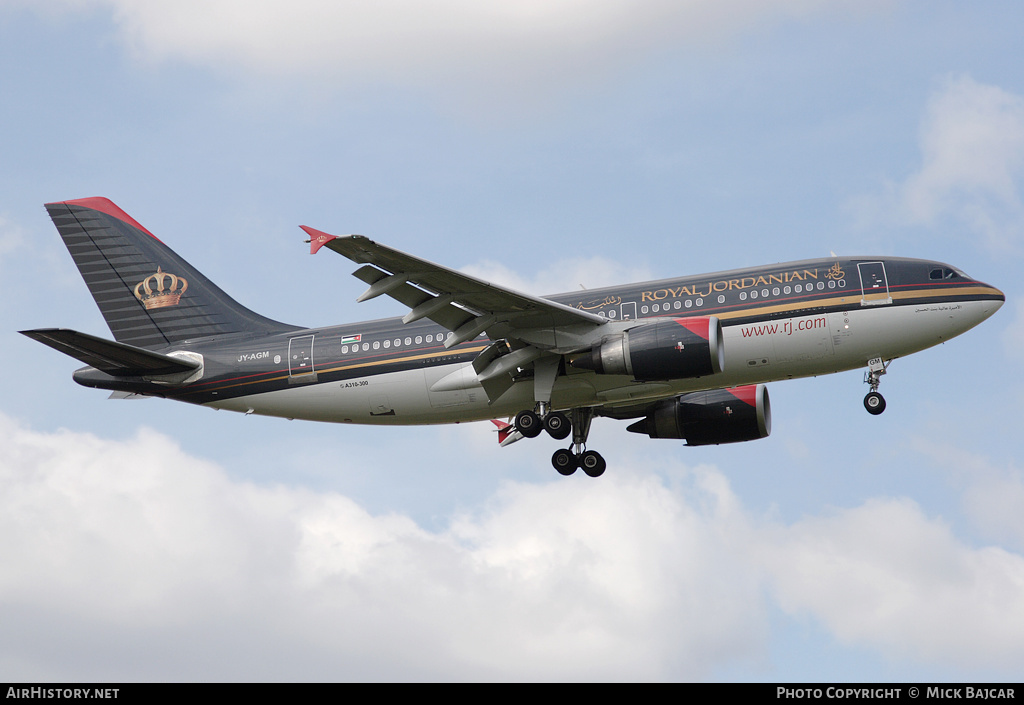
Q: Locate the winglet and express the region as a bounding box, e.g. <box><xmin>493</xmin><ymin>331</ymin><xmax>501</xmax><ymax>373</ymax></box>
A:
<box><xmin>300</xmin><ymin>225</ymin><xmax>337</xmax><ymax>255</ymax></box>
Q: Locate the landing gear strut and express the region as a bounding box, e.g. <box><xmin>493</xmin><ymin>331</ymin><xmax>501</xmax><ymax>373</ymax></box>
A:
<box><xmin>863</xmin><ymin>357</ymin><xmax>889</xmax><ymax>415</ymax></box>
<box><xmin>550</xmin><ymin>407</ymin><xmax>606</xmax><ymax>477</ymax></box>
<box><xmin>516</xmin><ymin>354</ymin><xmax>606</xmax><ymax>476</ymax></box>
<box><xmin>516</xmin><ymin>406</ymin><xmax>606</xmax><ymax>476</ymax></box>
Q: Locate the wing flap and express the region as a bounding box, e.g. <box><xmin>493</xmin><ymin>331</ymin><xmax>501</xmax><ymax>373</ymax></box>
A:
<box><xmin>351</xmin><ymin>263</ymin><xmax>475</xmax><ymax>333</ymax></box>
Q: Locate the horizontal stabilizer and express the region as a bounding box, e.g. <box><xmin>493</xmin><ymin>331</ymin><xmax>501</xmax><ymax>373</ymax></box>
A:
<box><xmin>20</xmin><ymin>328</ymin><xmax>201</xmax><ymax>377</ymax></box>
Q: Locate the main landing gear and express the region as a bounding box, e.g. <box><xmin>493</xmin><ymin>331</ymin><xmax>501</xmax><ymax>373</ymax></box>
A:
<box><xmin>515</xmin><ymin>405</ymin><xmax>606</xmax><ymax>477</ymax></box>
<box><xmin>863</xmin><ymin>357</ymin><xmax>890</xmax><ymax>415</ymax></box>
<box><xmin>514</xmin><ymin>408</ymin><xmax>570</xmax><ymax>440</ymax></box>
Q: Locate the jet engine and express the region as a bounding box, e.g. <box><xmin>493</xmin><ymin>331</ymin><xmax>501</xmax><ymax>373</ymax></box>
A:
<box><xmin>626</xmin><ymin>384</ymin><xmax>771</xmax><ymax>445</ymax></box>
<box><xmin>571</xmin><ymin>317</ymin><xmax>724</xmax><ymax>381</ymax></box>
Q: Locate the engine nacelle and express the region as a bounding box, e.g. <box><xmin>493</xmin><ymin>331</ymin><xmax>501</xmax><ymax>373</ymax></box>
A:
<box><xmin>626</xmin><ymin>384</ymin><xmax>771</xmax><ymax>445</ymax></box>
<box><xmin>571</xmin><ymin>317</ymin><xmax>724</xmax><ymax>381</ymax></box>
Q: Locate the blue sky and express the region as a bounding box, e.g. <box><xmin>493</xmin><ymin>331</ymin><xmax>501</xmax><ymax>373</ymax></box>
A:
<box><xmin>1</xmin><ymin>0</ymin><xmax>1022</xmax><ymax>682</ymax></box>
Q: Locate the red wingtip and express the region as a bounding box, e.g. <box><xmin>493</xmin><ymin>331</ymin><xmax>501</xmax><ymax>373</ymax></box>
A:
<box><xmin>490</xmin><ymin>419</ymin><xmax>513</xmax><ymax>445</ymax></box>
<box><xmin>300</xmin><ymin>225</ymin><xmax>337</xmax><ymax>255</ymax></box>
<box><xmin>47</xmin><ymin>197</ymin><xmax>158</xmax><ymax>239</ymax></box>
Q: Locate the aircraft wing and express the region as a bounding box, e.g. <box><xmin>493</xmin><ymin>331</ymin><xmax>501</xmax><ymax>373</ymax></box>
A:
<box><xmin>302</xmin><ymin>228</ymin><xmax>607</xmax><ymax>351</ymax></box>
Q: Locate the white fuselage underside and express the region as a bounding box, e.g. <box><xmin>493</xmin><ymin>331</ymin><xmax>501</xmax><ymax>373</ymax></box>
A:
<box><xmin>205</xmin><ymin>299</ymin><xmax>1000</xmax><ymax>425</ymax></box>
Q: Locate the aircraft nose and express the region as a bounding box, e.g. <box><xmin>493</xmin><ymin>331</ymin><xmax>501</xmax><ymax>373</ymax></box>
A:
<box><xmin>984</xmin><ymin>282</ymin><xmax>1005</xmax><ymax>303</ymax></box>
<box><xmin>976</xmin><ymin>281</ymin><xmax>1005</xmax><ymax>316</ymax></box>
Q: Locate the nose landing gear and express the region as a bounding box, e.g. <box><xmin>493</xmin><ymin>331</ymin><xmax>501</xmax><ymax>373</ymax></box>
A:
<box><xmin>863</xmin><ymin>357</ymin><xmax>890</xmax><ymax>415</ymax></box>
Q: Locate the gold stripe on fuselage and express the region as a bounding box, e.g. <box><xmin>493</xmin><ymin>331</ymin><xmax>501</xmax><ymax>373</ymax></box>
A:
<box><xmin>185</xmin><ymin>283</ymin><xmax>999</xmax><ymax>397</ymax></box>
<box><xmin>183</xmin><ymin>345</ymin><xmax>491</xmax><ymax>396</ymax></box>
<box><xmin>713</xmin><ymin>285</ymin><xmax>1001</xmax><ymax>322</ymax></box>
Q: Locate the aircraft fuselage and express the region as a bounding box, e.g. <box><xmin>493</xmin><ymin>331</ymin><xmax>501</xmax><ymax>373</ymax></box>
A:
<box><xmin>70</xmin><ymin>255</ymin><xmax>1003</xmax><ymax>425</ymax></box>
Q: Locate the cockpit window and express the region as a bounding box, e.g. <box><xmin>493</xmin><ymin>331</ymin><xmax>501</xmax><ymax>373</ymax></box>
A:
<box><xmin>930</xmin><ymin>267</ymin><xmax>959</xmax><ymax>280</ymax></box>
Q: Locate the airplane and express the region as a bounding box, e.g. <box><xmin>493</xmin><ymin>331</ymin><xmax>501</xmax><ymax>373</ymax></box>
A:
<box><xmin>21</xmin><ymin>197</ymin><xmax>1005</xmax><ymax>477</ymax></box>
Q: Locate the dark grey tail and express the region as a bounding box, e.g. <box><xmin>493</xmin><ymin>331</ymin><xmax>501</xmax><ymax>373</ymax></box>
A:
<box><xmin>45</xmin><ymin>198</ymin><xmax>299</xmax><ymax>348</ymax></box>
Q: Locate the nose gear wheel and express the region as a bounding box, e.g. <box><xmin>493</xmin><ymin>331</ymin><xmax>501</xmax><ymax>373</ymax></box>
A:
<box><xmin>863</xmin><ymin>358</ymin><xmax>890</xmax><ymax>415</ymax></box>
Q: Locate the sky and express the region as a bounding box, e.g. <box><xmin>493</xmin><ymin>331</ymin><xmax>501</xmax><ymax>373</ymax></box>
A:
<box><xmin>1</xmin><ymin>0</ymin><xmax>1023</xmax><ymax>683</ymax></box>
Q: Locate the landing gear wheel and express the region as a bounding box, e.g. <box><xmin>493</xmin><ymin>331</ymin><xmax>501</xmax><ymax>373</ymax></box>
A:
<box><xmin>515</xmin><ymin>410</ymin><xmax>543</xmax><ymax>438</ymax></box>
<box><xmin>579</xmin><ymin>450</ymin><xmax>607</xmax><ymax>478</ymax></box>
<box><xmin>551</xmin><ymin>448</ymin><xmax>578</xmax><ymax>476</ymax></box>
<box><xmin>544</xmin><ymin>412</ymin><xmax>571</xmax><ymax>440</ymax></box>
<box><xmin>864</xmin><ymin>391</ymin><xmax>886</xmax><ymax>415</ymax></box>
<box><xmin>863</xmin><ymin>358</ymin><xmax>889</xmax><ymax>416</ymax></box>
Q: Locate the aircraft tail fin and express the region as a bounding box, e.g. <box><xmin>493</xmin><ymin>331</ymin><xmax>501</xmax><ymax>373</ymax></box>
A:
<box><xmin>44</xmin><ymin>198</ymin><xmax>299</xmax><ymax>349</ymax></box>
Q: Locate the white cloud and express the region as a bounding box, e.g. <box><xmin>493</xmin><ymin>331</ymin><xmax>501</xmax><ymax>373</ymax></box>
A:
<box><xmin>18</xmin><ymin>0</ymin><xmax>882</xmax><ymax>108</ymax></box>
<box><xmin>0</xmin><ymin>413</ymin><xmax>763</xmax><ymax>680</ymax></box>
<box><xmin>3</xmin><ymin>412</ymin><xmax>1024</xmax><ymax>680</ymax></box>
<box><xmin>761</xmin><ymin>497</ymin><xmax>1024</xmax><ymax>669</ymax></box>
<box><xmin>911</xmin><ymin>437</ymin><xmax>1024</xmax><ymax>553</ymax></box>
<box><xmin>852</xmin><ymin>75</ymin><xmax>1024</xmax><ymax>254</ymax></box>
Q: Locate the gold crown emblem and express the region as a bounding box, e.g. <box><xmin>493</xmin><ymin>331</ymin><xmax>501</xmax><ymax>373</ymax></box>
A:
<box><xmin>134</xmin><ymin>267</ymin><xmax>188</xmax><ymax>309</ymax></box>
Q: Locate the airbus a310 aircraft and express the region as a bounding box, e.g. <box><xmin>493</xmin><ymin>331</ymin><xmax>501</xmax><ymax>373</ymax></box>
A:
<box><xmin>22</xmin><ymin>198</ymin><xmax>1004</xmax><ymax>477</ymax></box>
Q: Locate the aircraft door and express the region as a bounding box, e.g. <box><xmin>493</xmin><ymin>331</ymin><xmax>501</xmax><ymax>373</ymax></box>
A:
<box><xmin>288</xmin><ymin>334</ymin><xmax>317</xmax><ymax>382</ymax></box>
<box><xmin>620</xmin><ymin>301</ymin><xmax>637</xmax><ymax>321</ymax></box>
<box><xmin>858</xmin><ymin>262</ymin><xmax>892</xmax><ymax>306</ymax></box>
